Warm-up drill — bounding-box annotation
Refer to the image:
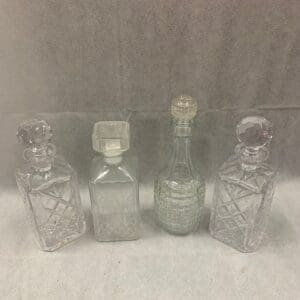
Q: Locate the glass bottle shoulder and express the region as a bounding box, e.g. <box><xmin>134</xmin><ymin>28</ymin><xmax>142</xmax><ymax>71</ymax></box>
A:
<box><xmin>156</xmin><ymin>165</ymin><xmax>204</xmax><ymax>195</ymax></box>
<box><xmin>217</xmin><ymin>154</ymin><xmax>277</xmax><ymax>193</ymax></box>
<box><xmin>89</xmin><ymin>156</ymin><xmax>136</xmax><ymax>185</ymax></box>
<box><xmin>157</xmin><ymin>164</ymin><xmax>201</xmax><ymax>183</ymax></box>
<box><xmin>16</xmin><ymin>155</ymin><xmax>76</xmax><ymax>190</ymax></box>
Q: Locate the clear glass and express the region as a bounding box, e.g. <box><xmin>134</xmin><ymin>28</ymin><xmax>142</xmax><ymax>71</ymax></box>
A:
<box><xmin>15</xmin><ymin>120</ymin><xmax>86</xmax><ymax>251</ymax></box>
<box><xmin>209</xmin><ymin>116</ymin><xmax>277</xmax><ymax>252</ymax></box>
<box><xmin>154</xmin><ymin>95</ymin><xmax>205</xmax><ymax>235</ymax></box>
<box><xmin>89</xmin><ymin>121</ymin><xmax>139</xmax><ymax>242</ymax></box>
<box><xmin>92</xmin><ymin>121</ymin><xmax>130</xmax><ymax>155</ymax></box>
<box><xmin>89</xmin><ymin>155</ymin><xmax>139</xmax><ymax>241</ymax></box>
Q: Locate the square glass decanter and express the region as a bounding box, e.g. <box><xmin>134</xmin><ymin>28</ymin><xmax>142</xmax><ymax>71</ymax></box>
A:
<box><xmin>154</xmin><ymin>95</ymin><xmax>205</xmax><ymax>235</ymax></box>
<box><xmin>209</xmin><ymin>116</ymin><xmax>277</xmax><ymax>252</ymax></box>
<box><xmin>15</xmin><ymin>119</ymin><xmax>86</xmax><ymax>251</ymax></box>
<box><xmin>89</xmin><ymin>121</ymin><xmax>140</xmax><ymax>242</ymax></box>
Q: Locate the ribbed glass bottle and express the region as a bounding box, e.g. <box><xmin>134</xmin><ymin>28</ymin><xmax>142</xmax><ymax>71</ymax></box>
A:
<box><xmin>154</xmin><ymin>95</ymin><xmax>205</xmax><ymax>235</ymax></box>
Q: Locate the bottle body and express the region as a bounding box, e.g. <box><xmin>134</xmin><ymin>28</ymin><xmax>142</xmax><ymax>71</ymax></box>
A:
<box><xmin>16</xmin><ymin>156</ymin><xmax>86</xmax><ymax>251</ymax></box>
<box><xmin>89</xmin><ymin>156</ymin><xmax>140</xmax><ymax>242</ymax></box>
<box><xmin>209</xmin><ymin>154</ymin><xmax>276</xmax><ymax>252</ymax></box>
<box><xmin>155</xmin><ymin>173</ymin><xmax>205</xmax><ymax>235</ymax></box>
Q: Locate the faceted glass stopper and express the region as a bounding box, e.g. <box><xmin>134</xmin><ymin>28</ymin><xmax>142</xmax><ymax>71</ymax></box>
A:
<box><xmin>171</xmin><ymin>95</ymin><xmax>197</xmax><ymax>120</ymax></box>
<box><xmin>92</xmin><ymin>121</ymin><xmax>130</xmax><ymax>156</ymax></box>
<box><xmin>17</xmin><ymin>119</ymin><xmax>53</xmax><ymax>147</ymax></box>
<box><xmin>236</xmin><ymin>116</ymin><xmax>273</xmax><ymax>148</ymax></box>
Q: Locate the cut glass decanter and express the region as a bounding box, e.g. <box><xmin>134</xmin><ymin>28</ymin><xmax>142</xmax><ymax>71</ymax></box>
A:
<box><xmin>154</xmin><ymin>95</ymin><xmax>205</xmax><ymax>235</ymax></box>
<box><xmin>209</xmin><ymin>116</ymin><xmax>277</xmax><ymax>252</ymax></box>
<box><xmin>15</xmin><ymin>119</ymin><xmax>86</xmax><ymax>251</ymax></box>
<box><xmin>89</xmin><ymin>121</ymin><xmax>140</xmax><ymax>242</ymax></box>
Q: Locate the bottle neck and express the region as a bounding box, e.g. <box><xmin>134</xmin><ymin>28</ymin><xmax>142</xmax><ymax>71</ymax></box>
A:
<box><xmin>173</xmin><ymin>119</ymin><xmax>192</xmax><ymax>137</ymax></box>
<box><xmin>24</xmin><ymin>144</ymin><xmax>56</xmax><ymax>173</ymax></box>
<box><xmin>173</xmin><ymin>135</ymin><xmax>192</xmax><ymax>165</ymax></box>
<box><xmin>168</xmin><ymin>119</ymin><xmax>195</xmax><ymax>178</ymax></box>
<box><xmin>104</xmin><ymin>155</ymin><xmax>123</xmax><ymax>165</ymax></box>
<box><xmin>235</xmin><ymin>143</ymin><xmax>269</xmax><ymax>171</ymax></box>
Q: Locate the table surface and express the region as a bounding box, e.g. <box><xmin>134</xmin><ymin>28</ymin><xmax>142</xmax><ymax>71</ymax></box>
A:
<box><xmin>1</xmin><ymin>182</ymin><xmax>299</xmax><ymax>300</ymax></box>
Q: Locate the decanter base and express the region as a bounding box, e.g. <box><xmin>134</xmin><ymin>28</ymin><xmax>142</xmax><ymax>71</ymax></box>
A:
<box><xmin>210</xmin><ymin>230</ymin><xmax>261</xmax><ymax>253</ymax></box>
<box><xmin>157</xmin><ymin>219</ymin><xmax>200</xmax><ymax>236</ymax></box>
<box><xmin>161</xmin><ymin>227</ymin><xmax>196</xmax><ymax>236</ymax></box>
<box><xmin>95</xmin><ymin>236</ymin><xmax>139</xmax><ymax>243</ymax></box>
<box><xmin>38</xmin><ymin>222</ymin><xmax>86</xmax><ymax>252</ymax></box>
<box><xmin>93</xmin><ymin>212</ymin><xmax>140</xmax><ymax>242</ymax></box>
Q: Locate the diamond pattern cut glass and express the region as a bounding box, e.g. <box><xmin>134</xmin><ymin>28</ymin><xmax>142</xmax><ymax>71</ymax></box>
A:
<box><xmin>15</xmin><ymin>119</ymin><xmax>86</xmax><ymax>251</ymax></box>
<box><xmin>209</xmin><ymin>116</ymin><xmax>277</xmax><ymax>252</ymax></box>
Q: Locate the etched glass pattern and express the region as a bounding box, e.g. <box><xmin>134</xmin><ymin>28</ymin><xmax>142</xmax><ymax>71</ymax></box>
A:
<box><xmin>209</xmin><ymin>116</ymin><xmax>277</xmax><ymax>252</ymax></box>
<box><xmin>15</xmin><ymin>120</ymin><xmax>86</xmax><ymax>251</ymax></box>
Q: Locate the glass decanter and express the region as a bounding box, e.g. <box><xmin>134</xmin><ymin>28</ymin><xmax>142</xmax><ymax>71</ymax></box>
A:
<box><xmin>15</xmin><ymin>119</ymin><xmax>86</xmax><ymax>251</ymax></box>
<box><xmin>209</xmin><ymin>116</ymin><xmax>277</xmax><ymax>252</ymax></box>
<box><xmin>154</xmin><ymin>95</ymin><xmax>205</xmax><ymax>235</ymax></box>
<box><xmin>89</xmin><ymin>121</ymin><xmax>140</xmax><ymax>242</ymax></box>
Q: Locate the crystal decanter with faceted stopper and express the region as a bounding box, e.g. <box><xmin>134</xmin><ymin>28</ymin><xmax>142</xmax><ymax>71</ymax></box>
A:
<box><xmin>209</xmin><ymin>116</ymin><xmax>277</xmax><ymax>252</ymax></box>
<box><xmin>154</xmin><ymin>95</ymin><xmax>205</xmax><ymax>235</ymax></box>
<box><xmin>15</xmin><ymin>119</ymin><xmax>86</xmax><ymax>251</ymax></box>
<box><xmin>89</xmin><ymin>121</ymin><xmax>140</xmax><ymax>242</ymax></box>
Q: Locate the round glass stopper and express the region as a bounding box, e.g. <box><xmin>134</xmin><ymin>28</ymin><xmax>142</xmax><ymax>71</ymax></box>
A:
<box><xmin>171</xmin><ymin>95</ymin><xmax>197</xmax><ymax>120</ymax></box>
<box><xmin>236</xmin><ymin>116</ymin><xmax>273</xmax><ymax>148</ymax></box>
<box><xmin>17</xmin><ymin>119</ymin><xmax>53</xmax><ymax>147</ymax></box>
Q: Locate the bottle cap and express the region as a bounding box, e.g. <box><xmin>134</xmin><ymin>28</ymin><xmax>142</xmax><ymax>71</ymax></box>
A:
<box><xmin>171</xmin><ymin>95</ymin><xmax>197</xmax><ymax>120</ymax></box>
<box><xmin>92</xmin><ymin>121</ymin><xmax>130</xmax><ymax>157</ymax></box>
<box><xmin>236</xmin><ymin>116</ymin><xmax>273</xmax><ymax>149</ymax></box>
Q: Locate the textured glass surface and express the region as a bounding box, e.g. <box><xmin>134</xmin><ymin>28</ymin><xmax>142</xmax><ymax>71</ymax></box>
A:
<box><xmin>155</xmin><ymin>177</ymin><xmax>205</xmax><ymax>234</ymax></box>
<box><xmin>210</xmin><ymin>116</ymin><xmax>277</xmax><ymax>252</ymax></box>
<box><xmin>15</xmin><ymin>120</ymin><xmax>86</xmax><ymax>251</ymax></box>
<box><xmin>171</xmin><ymin>94</ymin><xmax>197</xmax><ymax>120</ymax></box>
<box><xmin>154</xmin><ymin>95</ymin><xmax>205</xmax><ymax>235</ymax></box>
<box><xmin>89</xmin><ymin>156</ymin><xmax>139</xmax><ymax>241</ymax></box>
